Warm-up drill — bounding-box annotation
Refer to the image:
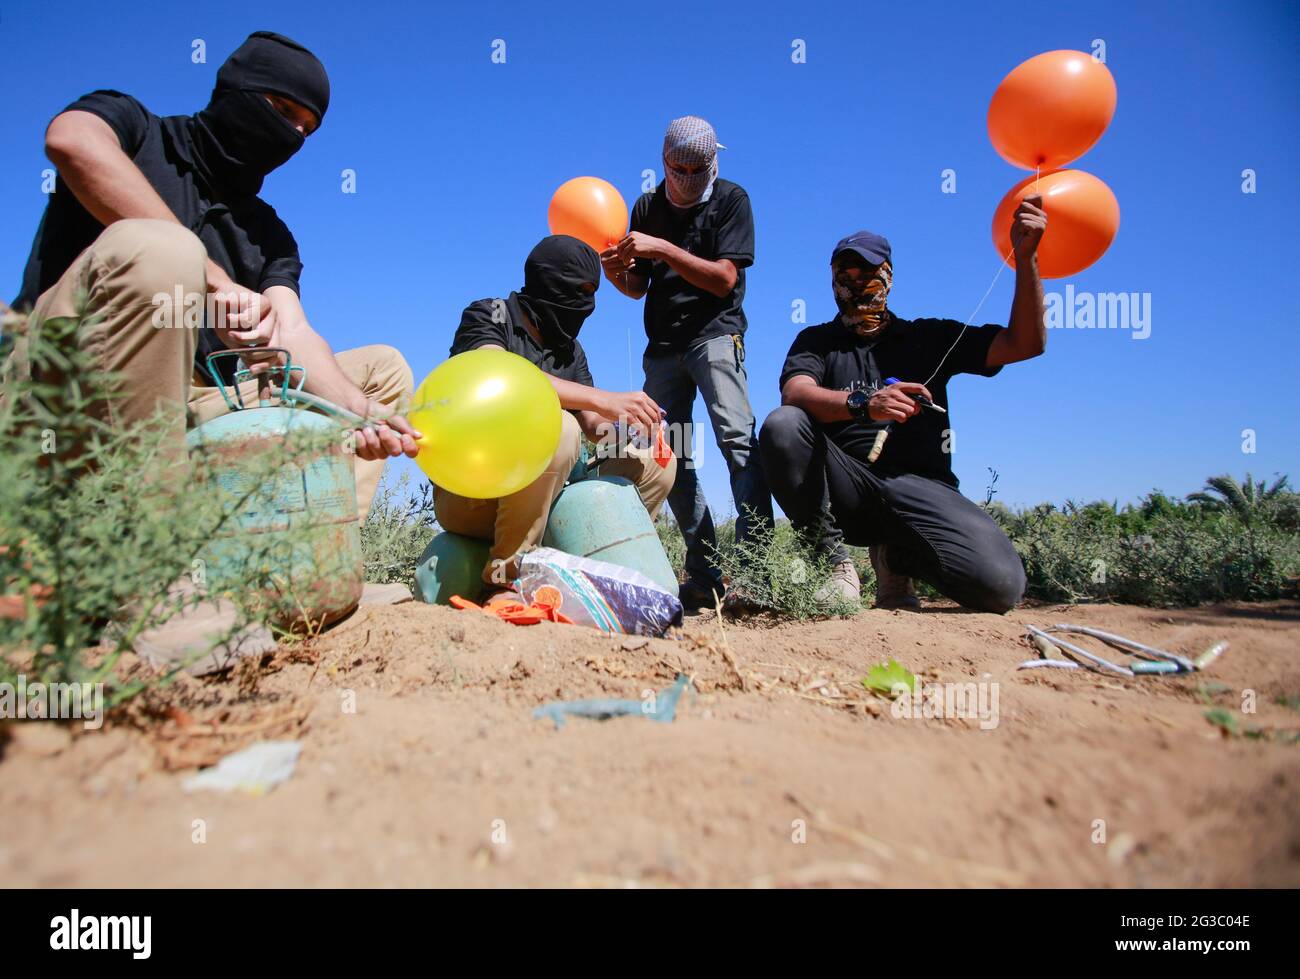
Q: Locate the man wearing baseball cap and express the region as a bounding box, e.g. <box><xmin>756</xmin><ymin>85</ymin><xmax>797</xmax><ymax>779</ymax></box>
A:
<box><xmin>600</xmin><ymin>115</ymin><xmax>772</xmax><ymax>611</ymax></box>
<box><xmin>759</xmin><ymin>197</ymin><xmax>1047</xmax><ymax>612</ymax></box>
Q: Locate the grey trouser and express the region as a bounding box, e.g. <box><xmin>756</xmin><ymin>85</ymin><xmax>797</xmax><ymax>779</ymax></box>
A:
<box><xmin>644</xmin><ymin>333</ymin><xmax>773</xmax><ymax>591</ymax></box>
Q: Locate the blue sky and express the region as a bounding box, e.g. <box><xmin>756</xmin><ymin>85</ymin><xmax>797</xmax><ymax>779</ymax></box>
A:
<box><xmin>3</xmin><ymin>0</ymin><xmax>1297</xmax><ymax>513</ymax></box>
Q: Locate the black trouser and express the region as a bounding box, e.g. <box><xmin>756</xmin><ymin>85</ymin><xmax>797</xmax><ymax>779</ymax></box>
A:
<box><xmin>758</xmin><ymin>405</ymin><xmax>1026</xmax><ymax>613</ymax></box>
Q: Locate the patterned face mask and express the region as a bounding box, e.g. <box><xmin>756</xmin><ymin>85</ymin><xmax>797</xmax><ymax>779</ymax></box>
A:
<box><xmin>663</xmin><ymin>115</ymin><xmax>719</xmax><ymax>208</ymax></box>
<box><xmin>833</xmin><ymin>260</ymin><xmax>893</xmax><ymax>337</ymax></box>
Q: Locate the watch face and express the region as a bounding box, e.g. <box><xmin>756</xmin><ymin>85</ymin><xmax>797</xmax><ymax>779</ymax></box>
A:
<box><xmin>847</xmin><ymin>390</ymin><xmax>868</xmax><ymax>412</ymax></box>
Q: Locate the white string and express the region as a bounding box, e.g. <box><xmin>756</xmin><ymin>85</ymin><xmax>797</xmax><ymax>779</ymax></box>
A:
<box><xmin>921</xmin><ymin>247</ymin><xmax>1014</xmax><ymax>387</ymax></box>
<box><xmin>922</xmin><ymin>163</ymin><xmax>1040</xmax><ymax>388</ymax></box>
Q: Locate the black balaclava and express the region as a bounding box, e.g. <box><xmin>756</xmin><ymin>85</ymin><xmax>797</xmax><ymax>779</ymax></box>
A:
<box><xmin>189</xmin><ymin>31</ymin><xmax>330</xmax><ymax>196</ymax></box>
<box><xmin>516</xmin><ymin>235</ymin><xmax>600</xmax><ymax>350</ymax></box>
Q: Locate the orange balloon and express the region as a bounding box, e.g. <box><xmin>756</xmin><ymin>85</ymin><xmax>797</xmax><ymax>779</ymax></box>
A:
<box><xmin>988</xmin><ymin>50</ymin><xmax>1117</xmax><ymax>170</ymax></box>
<box><xmin>547</xmin><ymin>176</ymin><xmax>628</xmax><ymax>252</ymax></box>
<box><xmin>992</xmin><ymin>169</ymin><xmax>1119</xmax><ymax>279</ymax></box>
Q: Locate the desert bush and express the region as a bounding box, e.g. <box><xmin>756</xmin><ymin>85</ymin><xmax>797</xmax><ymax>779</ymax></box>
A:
<box><xmin>708</xmin><ymin>510</ymin><xmax>863</xmax><ymax>619</ymax></box>
<box><xmin>360</xmin><ymin>471</ymin><xmax>438</xmax><ymax>588</ymax></box>
<box><xmin>999</xmin><ymin>491</ymin><xmax>1299</xmax><ymax>606</ymax></box>
<box><xmin>1</xmin><ymin>304</ymin><xmax>342</xmax><ymax>705</ymax></box>
<box><xmin>655</xmin><ymin>513</ymin><xmax>686</xmax><ymax>579</ymax></box>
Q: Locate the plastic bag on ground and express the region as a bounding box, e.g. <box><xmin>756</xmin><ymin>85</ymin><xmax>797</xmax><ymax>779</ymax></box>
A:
<box><xmin>516</xmin><ymin>547</ymin><xmax>682</xmax><ymax>636</ymax></box>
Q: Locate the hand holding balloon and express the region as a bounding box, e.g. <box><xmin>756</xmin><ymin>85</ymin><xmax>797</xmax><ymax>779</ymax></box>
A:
<box><xmin>615</xmin><ymin>232</ymin><xmax>669</xmax><ymax>264</ymax></box>
<box><xmin>599</xmin><ymin>246</ymin><xmax>633</xmax><ymax>276</ymax></box>
<box><xmin>1010</xmin><ymin>193</ymin><xmax>1047</xmax><ymax>262</ymax></box>
<box><xmin>353</xmin><ymin>414</ymin><xmax>421</xmax><ymax>462</ymax></box>
<box><xmin>992</xmin><ymin>170</ymin><xmax>1119</xmax><ymax>278</ymax></box>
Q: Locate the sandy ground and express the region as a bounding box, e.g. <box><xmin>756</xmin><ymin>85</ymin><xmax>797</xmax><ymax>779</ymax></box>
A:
<box><xmin>2</xmin><ymin>598</ymin><xmax>1298</xmax><ymax>888</ymax></box>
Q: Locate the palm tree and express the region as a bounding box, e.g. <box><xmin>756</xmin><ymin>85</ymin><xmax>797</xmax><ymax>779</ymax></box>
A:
<box><xmin>1187</xmin><ymin>473</ymin><xmax>1291</xmax><ymax>523</ymax></box>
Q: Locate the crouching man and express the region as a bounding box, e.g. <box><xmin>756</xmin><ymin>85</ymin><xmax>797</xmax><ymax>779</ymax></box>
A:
<box><xmin>759</xmin><ymin>197</ymin><xmax>1047</xmax><ymax>613</ymax></box>
<box><xmin>434</xmin><ymin>235</ymin><xmax>677</xmax><ymax>600</ymax></box>
<box><xmin>10</xmin><ymin>31</ymin><xmax>420</xmax><ymax>518</ymax></box>
<box><xmin>6</xmin><ymin>31</ymin><xmax>420</xmax><ymax>669</ymax></box>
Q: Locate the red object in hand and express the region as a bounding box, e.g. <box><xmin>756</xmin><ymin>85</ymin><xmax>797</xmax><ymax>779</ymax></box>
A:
<box><xmin>653</xmin><ymin>427</ymin><xmax>673</xmax><ymax>469</ymax></box>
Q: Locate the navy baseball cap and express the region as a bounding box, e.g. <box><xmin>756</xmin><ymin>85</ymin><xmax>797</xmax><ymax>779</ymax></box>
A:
<box><xmin>832</xmin><ymin>231</ymin><xmax>891</xmax><ymax>266</ymax></box>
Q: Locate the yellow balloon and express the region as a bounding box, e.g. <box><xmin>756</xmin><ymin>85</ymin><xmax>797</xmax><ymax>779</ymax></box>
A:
<box><xmin>409</xmin><ymin>349</ymin><xmax>562</xmax><ymax>499</ymax></box>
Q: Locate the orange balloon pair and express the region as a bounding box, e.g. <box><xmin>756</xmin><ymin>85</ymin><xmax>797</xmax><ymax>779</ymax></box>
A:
<box><xmin>548</xmin><ymin>176</ymin><xmax>628</xmax><ymax>253</ymax></box>
<box><xmin>988</xmin><ymin>50</ymin><xmax>1120</xmax><ymax>278</ymax></box>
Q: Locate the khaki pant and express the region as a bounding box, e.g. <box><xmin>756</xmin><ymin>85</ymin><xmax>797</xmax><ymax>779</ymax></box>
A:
<box><xmin>26</xmin><ymin>218</ymin><xmax>412</xmax><ymax>521</ymax></box>
<box><xmin>28</xmin><ymin>218</ymin><xmax>203</xmax><ymax>461</ymax></box>
<box><xmin>434</xmin><ymin>410</ymin><xmax>677</xmax><ymax>588</ymax></box>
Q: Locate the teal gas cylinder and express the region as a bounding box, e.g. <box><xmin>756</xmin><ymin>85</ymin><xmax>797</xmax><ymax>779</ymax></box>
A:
<box><xmin>413</xmin><ymin>532</ymin><xmax>491</xmax><ymax>605</ymax></box>
<box><xmin>185</xmin><ymin>350</ymin><xmax>363</xmax><ymax>627</ymax></box>
<box><xmin>543</xmin><ymin>476</ymin><xmax>679</xmax><ymax>596</ymax></box>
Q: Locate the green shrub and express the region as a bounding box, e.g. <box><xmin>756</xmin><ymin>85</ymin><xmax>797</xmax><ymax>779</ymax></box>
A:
<box><xmin>655</xmin><ymin>513</ymin><xmax>686</xmax><ymax>580</ymax></box>
<box><xmin>708</xmin><ymin>511</ymin><xmax>863</xmax><ymax>619</ymax></box>
<box><xmin>998</xmin><ymin>493</ymin><xmax>1299</xmax><ymax>606</ymax></box>
<box><xmin>360</xmin><ymin>472</ymin><xmax>438</xmax><ymax>588</ymax></box>
<box><xmin>1</xmin><ymin>304</ymin><xmax>343</xmax><ymax>704</ymax></box>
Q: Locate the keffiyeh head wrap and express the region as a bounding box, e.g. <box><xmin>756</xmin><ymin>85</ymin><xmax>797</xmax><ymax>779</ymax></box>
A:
<box><xmin>663</xmin><ymin>115</ymin><xmax>720</xmax><ymax>208</ymax></box>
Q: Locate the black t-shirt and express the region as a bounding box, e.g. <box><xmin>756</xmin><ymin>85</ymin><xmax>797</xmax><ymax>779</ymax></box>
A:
<box><xmin>779</xmin><ymin>314</ymin><xmax>1004</xmax><ymax>486</ymax></box>
<box><xmin>13</xmin><ymin>90</ymin><xmax>302</xmax><ymax>382</ymax></box>
<box><xmin>629</xmin><ymin>178</ymin><xmax>754</xmax><ymax>353</ymax></box>
<box><xmin>451</xmin><ymin>294</ymin><xmax>594</xmax><ymax>394</ymax></box>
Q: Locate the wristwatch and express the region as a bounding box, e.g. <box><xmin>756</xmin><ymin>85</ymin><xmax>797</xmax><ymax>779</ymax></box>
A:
<box><xmin>846</xmin><ymin>389</ymin><xmax>871</xmax><ymax>422</ymax></box>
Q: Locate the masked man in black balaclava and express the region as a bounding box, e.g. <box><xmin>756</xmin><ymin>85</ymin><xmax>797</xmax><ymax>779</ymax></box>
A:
<box><xmin>436</xmin><ymin>235</ymin><xmax>678</xmax><ymax>600</ymax></box>
<box><xmin>9</xmin><ymin>32</ymin><xmax>420</xmax><ymax>671</ymax></box>
<box><xmin>12</xmin><ymin>30</ymin><xmax>419</xmax><ymax>516</ymax></box>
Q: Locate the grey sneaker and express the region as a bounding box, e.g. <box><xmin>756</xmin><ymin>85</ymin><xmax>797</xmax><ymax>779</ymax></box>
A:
<box><xmin>869</xmin><ymin>545</ymin><xmax>920</xmax><ymax>610</ymax></box>
<box><xmin>814</xmin><ymin>559</ymin><xmax>861</xmax><ymax>608</ymax></box>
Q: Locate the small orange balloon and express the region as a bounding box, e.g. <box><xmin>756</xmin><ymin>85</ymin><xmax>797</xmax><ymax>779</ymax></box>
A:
<box><xmin>547</xmin><ymin>176</ymin><xmax>629</xmax><ymax>252</ymax></box>
<box><xmin>992</xmin><ymin>169</ymin><xmax>1119</xmax><ymax>279</ymax></box>
<box><xmin>988</xmin><ymin>50</ymin><xmax>1117</xmax><ymax>170</ymax></box>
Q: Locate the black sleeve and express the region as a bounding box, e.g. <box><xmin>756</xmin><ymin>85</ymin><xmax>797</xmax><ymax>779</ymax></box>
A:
<box><xmin>449</xmin><ymin>300</ymin><xmax>509</xmax><ymax>356</ymax></box>
<box><xmin>253</xmin><ymin>203</ymin><xmax>302</xmax><ymax>294</ymax></box>
<box><xmin>778</xmin><ymin>327</ymin><xmax>827</xmax><ymax>389</ymax></box>
<box><xmin>571</xmin><ymin>343</ymin><xmax>594</xmax><ymax>388</ymax></box>
<box><xmin>920</xmin><ymin>319</ymin><xmax>1005</xmax><ymax>379</ymax></box>
<box><xmin>713</xmin><ymin>188</ymin><xmax>754</xmax><ymax>269</ymax></box>
<box><xmin>62</xmin><ymin>90</ymin><xmax>150</xmax><ymax>156</ymax></box>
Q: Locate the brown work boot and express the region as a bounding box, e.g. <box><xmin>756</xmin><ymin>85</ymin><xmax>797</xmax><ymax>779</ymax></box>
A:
<box><xmin>869</xmin><ymin>545</ymin><xmax>920</xmax><ymax>610</ymax></box>
<box><xmin>814</xmin><ymin>558</ymin><xmax>861</xmax><ymax>608</ymax></box>
<box><xmin>120</xmin><ymin>578</ymin><xmax>278</xmax><ymax>677</ymax></box>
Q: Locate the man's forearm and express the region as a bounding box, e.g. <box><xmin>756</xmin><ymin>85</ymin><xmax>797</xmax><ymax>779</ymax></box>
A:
<box><xmin>49</xmin><ymin>117</ymin><xmax>175</xmax><ymax>228</ymax></box>
<box><xmin>783</xmin><ymin>380</ymin><xmax>852</xmax><ymax>423</ymax></box>
<box><xmin>548</xmin><ymin>375</ymin><xmax>608</xmax><ymax>415</ymax></box>
<box><xmin>657</xmin><ymin>243</ymin><xmax>735</xmax><ymax>297</ymax></box>
<box><xmin>1006</xmin><ymin>256</ymin><xmax>1046</xmax><ymax>357</ymax></box>
<box><xmin>279</xmin><ymin>321</ymin><xmax>368</xmax><ymax>412</ymax></box>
